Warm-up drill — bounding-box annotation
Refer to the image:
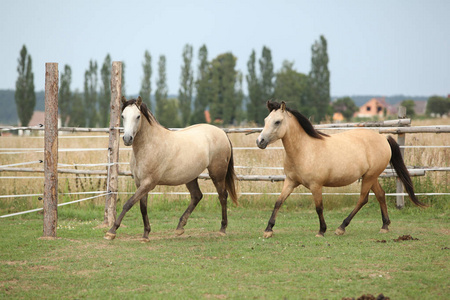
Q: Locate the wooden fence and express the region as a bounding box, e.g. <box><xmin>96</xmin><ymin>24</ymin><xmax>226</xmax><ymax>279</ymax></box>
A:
<box><xmin>1</xmin><ymin>61</ymin><xmax>449</xmax><ymax>237</ymax></box>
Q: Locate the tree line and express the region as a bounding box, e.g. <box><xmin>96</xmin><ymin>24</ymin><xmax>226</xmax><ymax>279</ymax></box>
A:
<box><xmin>14</xmin><ymin>39</ymin><xmax>450</xmax><ymax>128</ymax></box>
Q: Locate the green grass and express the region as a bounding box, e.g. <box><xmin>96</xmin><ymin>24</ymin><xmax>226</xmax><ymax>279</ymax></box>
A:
<box><xmin>0</xmin><ymin>198</ymin><xmax>449</xmax><ymax>299</ymax></box>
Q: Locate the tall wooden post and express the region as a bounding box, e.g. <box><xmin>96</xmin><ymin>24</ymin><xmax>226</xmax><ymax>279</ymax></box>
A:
<box><xmin>43</xmin><ymin>63</ymin><xmax>59</xmax><ymax>238</ymax></box>
<box><xmin>396</xmin><ymin>106</ymin><xmax>406</xmax><ymax>209</ymax></box>
<box><xmin>103</xmin><ymin>61</ymin><xmax>122</xmax><ymax>226</ymax></box>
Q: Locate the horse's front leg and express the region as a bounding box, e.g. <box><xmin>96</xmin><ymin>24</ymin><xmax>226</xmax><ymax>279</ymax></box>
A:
<box><xmin>264</xmin><ymin>178</ymin><xmax>298</xmax><ymax>238</ymax></box>
<box><xmin>104</xmin><ymin>184</ymin><xmax>154</xmax><ymax>240</ymax></box>
<box><xmin>139</xmin><ymin>193</ymin><xmax>151</xmax><ymax>242</ymax></box>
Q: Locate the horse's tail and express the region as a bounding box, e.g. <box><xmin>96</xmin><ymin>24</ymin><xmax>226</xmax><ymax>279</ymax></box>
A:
<box><xmin>387</xmin><ymin>136</ymin><xmax>427</xmax><ymax>208</ymax></box>
<box><xmin>226</xmin><ymin>139</ymin><xmax>239</xmax><ymax>206</ymax></box>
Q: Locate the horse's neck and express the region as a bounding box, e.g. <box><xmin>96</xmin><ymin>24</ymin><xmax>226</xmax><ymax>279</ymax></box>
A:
<box><xmin>281</xmin><ymin>118</ymin><xmax>311</xmax><ymax>156</ymax></box>
<box><xmin>132</xmin><ymin>119</ymin><xmax>168</xmax><ymax>158</ymax></box>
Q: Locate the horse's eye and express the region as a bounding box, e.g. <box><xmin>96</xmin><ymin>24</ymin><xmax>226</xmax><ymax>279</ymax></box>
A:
<box><xmin>137</xmin><ymin>115</ymin><xmax>140</xmax><ymax>120</ymax></box>
<box><xmin>121</xmin><ymin>115</ymin><xmax>124</xmax><ymax>119</ymax></box>
<box><xmin>275</xmin><ymin>120</ymin><xmax>281</xmax><ymax>126</ymax></box>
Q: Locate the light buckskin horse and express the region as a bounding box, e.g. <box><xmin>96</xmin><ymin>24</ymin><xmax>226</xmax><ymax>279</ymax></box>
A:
<box><xmin>104</xmin><ymin>96</ymin><xmax>238</xmax><ymax>241</ymax></box>
<box><xmin>256</xmin><ymin>101</ymin><xmax>426</xmax><ymax>238</ymax></box>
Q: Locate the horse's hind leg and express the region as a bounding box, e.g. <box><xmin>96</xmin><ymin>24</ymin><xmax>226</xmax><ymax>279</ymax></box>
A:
<box><xmin>212</xmin><ymin>178</ymin><xmax>229</xmax><ymax>236</ymax></box>
<box><xmin>175</xmin><ymin>179</ymin><xmax>203</xmax><ymax>236</ymax></box>
<box><xmin>311</xmin><ymin>185</ymin><xmax>327</xmax><ymax>237</ymax></box>
<box><xmin>140</xmin><ymin>193</ymin><xmax>151</xmax><ymax>241</ymax></box>
<box><xmin>335</xmin><ymin>177</ymin><xmax>373</xmax><ymax>235</ymax></box>
<box><xmin>372</xmin><ymin>180</ymin><xmax>390</xmax><ymax>233</ymax></box>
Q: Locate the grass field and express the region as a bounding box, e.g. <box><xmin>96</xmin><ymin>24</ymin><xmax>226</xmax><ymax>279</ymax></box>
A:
<box><xmin>1</xmin><ymin>118</ymin><xmax>449</xmax><ymax>299</ymax></box>
<box><xmin>0</xmin><ymin>203</ymin><xmax>449</xmax><ymax>299</ymax></box>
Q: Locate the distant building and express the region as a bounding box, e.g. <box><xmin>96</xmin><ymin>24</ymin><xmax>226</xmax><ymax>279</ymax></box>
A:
<box><xmin>355</xmin><ymin>97</ymin><xmax>395</xmax><ymax>118</ymax></box>
<box><xmin>27</xmin><ymin>111</ymin><xmax>46</xmax><ymax>127</ymax></box>
<box><xmin>412</xmin><ymin>100</ymin><xmax>427</xmax><ymax>115</ymax></box>
<box><xmin>19</xmin><ymin>111</ymin><xmax>61</xmax><ymax>135</ymax></box>
<box><xmin>204</xmin><ymin>110</ymin><xmax>211</xmax><ymax>123</ymax></box>
<box><xmin>332</xmin><ymin>112</ymin><xmax>344</xmax><ymax>122</ymax></box>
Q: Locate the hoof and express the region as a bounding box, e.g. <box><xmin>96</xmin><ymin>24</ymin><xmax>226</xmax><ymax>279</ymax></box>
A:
<box><xmin>140</xmin><ymin>237</ymin><xmax>150</xmax><ymax>243</ymax></box>
<box><xmin>104</xmin><ymin>232</ymin><xmax>116</xmax><ymax>240</ymax></box>
<box><xmin>263</xmin><ymin>231</ymin><xmax>273</xmax><ymax>239</ymax></box>
<box><xmin>315</xmin><ymin>233</ymin><xmax>324</xmax><ymax>238</ymax></box>
<box><xmin>218</xmin><ymin>231</ymin><xmax>226</xmax><ymax>237</ymax></box>
<box><xmin>379</xmin><ymin>228</ymin><xmax>389</xmax><ymax>234</ymax></box>
<box><xmin>175</xmin><ymin>228</ymin><xmax>185</xmax><ymax>236</ymax></box>
<box><xmin>335</xmin><ymin>227</ymin><xmax>345</xmax><ymax>236</ymax></box>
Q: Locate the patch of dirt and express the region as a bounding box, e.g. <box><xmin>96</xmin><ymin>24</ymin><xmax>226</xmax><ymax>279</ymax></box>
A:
<box><xmin>3</xmin><ymin>261</ymin><xmax>28</xmax><ymax>266</ymax></box>
<box><xmin>393</xmin><ymin>235</ymin><xmax>418</xmax><ymax>242</ymax></box>
<box><xmin>374</xmin><ymin>235</ymin><xmax>420</xmax><ymax>244</ymax></box>
<box><xmin>204</xmin><ymin>294</ymin><xmax>227</xmax><ymax>299</ymax></box>
<box><xmin>342</xmin><ymin>293</ymin><xmax>390</xmax><ymax>300</ymax></box>
<box><xmin>29</xmin><ymin>265</ymin><xmax>57</xmax><ymax>271</ymax></box>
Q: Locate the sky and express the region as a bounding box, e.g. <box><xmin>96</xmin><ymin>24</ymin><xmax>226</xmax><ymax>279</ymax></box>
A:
<box><xmin>1</xmin><ymin>0</ymin><xmax>449</xmax><ymax>97</ymax></box>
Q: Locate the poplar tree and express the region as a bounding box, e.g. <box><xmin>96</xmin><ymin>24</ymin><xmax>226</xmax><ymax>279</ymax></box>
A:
<box><xmin>99</xmin><ymin>54</ymin><xmax>111</xmax><ymax>127</ymax></box>
<box><xmin>69</xmin><ymin>90</ymin><xmax>85</xmax><ymax>127</ymax></box>
<box><xmin>274</xmin><ymin>61</ymin><xmax>309</xmax><ymax>113</ymax></box>
<box><xmin>309</xmin><ymin>35</ymin><xmax>331</xmax><ymax>121</ymax></box>
<box><xmin>84</xmin><ymin>60</ymin><xmax>98</xmax><ymax>127</ymax></box>
<box><xmin>59</xmin><ymin>65</ymin><xmax>72</xmax><ymax>126</ymax></box>
<box><xmin>259</xmin><ymin>46</ymin><xmax>274</xmax><ymax>122</ymax></box>
<box><xmin>15</xmin><ymin>45</ymin><xmax>36</xmax><ymax>126</ymax></box>
<box><xmin>158</xmin><ymin>98</ymin><xmax>181</xmax><ymax>128</ymax></box>
<box><xmin>178</xmin><ymin>44</ymin><xmax>194</xmax><ymax>126</ymax></box>
<box><xmin>246</xmin><ymin>50</ymin><xmax>261</xmax><ymax>124</ymax></box>
<box><xmin>139</xmin><ymin>50</ymin><xmax>152</xmax><ymax>109</ymax></box>
<box><xmin>234</xmin><ymin>72</ymin><xmax>245</xmax><ymax>124</ymax></box>
<box><xmin>210</xmin><ymin>53</ymin><xmax>240</xmax><ymax>124</ymax></box>
<box><xmin>155</xmin><ymin>55</ymin><xmax>168</xmax><ymax>119</ymax></box>
<box><xmin>192</xmin><ymin>45</ymin><xmax>210</xmax><ymax>124</ymax></box>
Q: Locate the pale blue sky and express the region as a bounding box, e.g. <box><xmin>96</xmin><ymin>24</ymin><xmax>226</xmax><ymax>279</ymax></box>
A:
<box><xmin>1</xmin><ymin>0</ymin><xmax>449</xmax><ymax>97</ymax></box>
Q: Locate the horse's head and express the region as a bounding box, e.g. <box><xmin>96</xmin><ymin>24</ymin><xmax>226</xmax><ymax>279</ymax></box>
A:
<box><xmin>121</xmin><ymin>96</ymin><xmax>144</xmax><ymax>146</ymax></box>
<box><xmin>256</xmin><ymin>101</ymin><xmax>288</xmax><ymax>149</ymax></box>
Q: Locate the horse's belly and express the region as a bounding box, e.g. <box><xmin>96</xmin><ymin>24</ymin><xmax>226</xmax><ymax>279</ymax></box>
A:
<box><xmin>157</xmin><ymin>161</ymin><xmax>208</xmax><ymax>186</ymax></box>
<box><xmin>323</xmin><ymin>174</ymin><xmax>361</xmax><ymax>187</ymax></box>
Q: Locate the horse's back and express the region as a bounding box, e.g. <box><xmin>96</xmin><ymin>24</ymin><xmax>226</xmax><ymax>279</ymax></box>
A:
<box><xmin>328</xmin><ymin>129</ymin><xmax>391</xmax><ymax>182</ymax></box>
<box><xmin>291</xmin><ymin>129</ymin><xmax>391</xmax><ymax>187</ymax></box>
<box><xmin>174</xmin><ymin>123</ymin><xmax>231</xmax><ymax>151</ymax></box>
<box><xmin>151</xmin><ymin>124</ymin><xmax>231</xmax><ymax>185</ymax></box>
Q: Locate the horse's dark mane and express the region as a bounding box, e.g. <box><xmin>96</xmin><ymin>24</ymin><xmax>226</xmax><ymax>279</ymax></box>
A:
<box><xmin>121</xmin><ymin>98</ymin><xmax>156</xmax><ymax>125</ymax></box>
<box><xmin>267</xmin><ymin>101</ymin><xmax>329</xmax><ymax>139</ymax></box>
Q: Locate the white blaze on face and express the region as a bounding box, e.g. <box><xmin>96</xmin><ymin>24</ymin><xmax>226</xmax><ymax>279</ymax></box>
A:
<box><xmin>122</xmin><ymin>105</ymin><xmax>141</xmax><ymax>146</ymax></box>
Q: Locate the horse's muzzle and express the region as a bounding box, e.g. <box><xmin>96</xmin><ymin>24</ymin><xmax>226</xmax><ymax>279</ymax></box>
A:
<box><xmin>123</xmin><ymin>135</ymin><xmax>133</xmax><ymax>146</ymax></box>
<box><xmin>256</xmin><ymin>136</ymin><xmax>268</xmax><ymax>149</ymax></box>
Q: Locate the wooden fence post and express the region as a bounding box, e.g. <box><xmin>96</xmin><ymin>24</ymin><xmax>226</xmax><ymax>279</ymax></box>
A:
<box><xmin>396</xmin><ymin>106</ymin><xmax>407</xmax><ymax>209</ymax></box>
<box><xmin>102</xmin><ymin>61</ymin><xmax>122</xmax><ymax>227</ymax></box>
<box><xmin>43</xmin><ymin>63</ymin><xmax>59</xmax><ymax>238</ymax></box>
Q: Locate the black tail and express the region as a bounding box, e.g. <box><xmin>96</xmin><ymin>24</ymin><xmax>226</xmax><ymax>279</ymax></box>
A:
<box><xmin>225</xmin><ymin>139</ymin><xmax>238</xmax><ymax>205</ymax></box>
<box><xmin>387</xmin><ymin>136</ymin><xmax>427</xmax><ymax>208</ymax></box>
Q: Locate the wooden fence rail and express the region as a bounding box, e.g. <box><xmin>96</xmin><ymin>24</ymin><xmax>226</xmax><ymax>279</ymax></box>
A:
<box><xmin>2</xmin><ymin>125</ymin><xmax>450</xmax><ymax>134</ymax></box>
<box><xmin>1</xmin><ymin>62</ymin><xmax>449</xmax><ymax>227</ymax></box>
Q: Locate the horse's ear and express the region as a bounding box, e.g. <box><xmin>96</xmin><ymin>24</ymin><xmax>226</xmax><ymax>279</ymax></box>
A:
<box><xmin>136</xmin><ymin>96</ymin><xmax>142</xmax><ymax>107</ymax></box>
<box><xmin>267</xmin><ymin>100</ymin><xmax>275</xmax><ymax>111</ymax></box>
<box><xmin>280</xmin><ymin>101</ymin><xmax>286</xmax><ymax>112</ymax></box>
<box><xmin>121</xmin><ymin>96</ymin><xmax>127</xmax><ymax>105</ymax></box>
